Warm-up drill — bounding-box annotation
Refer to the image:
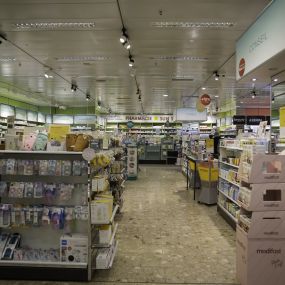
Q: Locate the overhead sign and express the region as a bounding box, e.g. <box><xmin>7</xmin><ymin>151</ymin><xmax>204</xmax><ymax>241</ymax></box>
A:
<box><xmin>233</xmin><ymin>115</ymin><xmax>270</xmax><ymax>125</ymax></box>
<box><xmin>233</xmin><ymin>115</ymin><xmax>246</xmax><ymax>125</ymax></box>
<box><xmin>107</xmin><ymin>114</ymin><xmax>175</xmax><ymax>123</ymax></box>
<box><xmin>175</xmin><ymin>108</ymin><xmax>207</xmax><ymax>122</ymax></box>
<box><xmin>236</xmin><ymin>0</ymin><xmax>285</xmax><ymax>80</ymax></box>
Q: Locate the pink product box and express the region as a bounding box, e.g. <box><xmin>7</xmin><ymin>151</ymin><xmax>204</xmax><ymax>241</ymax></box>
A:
<box><xmin>236</xmin><ymin>225</ymin><xmax>285</xmax><ymax>285</ymax></box>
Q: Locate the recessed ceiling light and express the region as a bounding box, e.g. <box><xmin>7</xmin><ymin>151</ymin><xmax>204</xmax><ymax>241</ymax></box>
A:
<box><xmin>56</xmin><ymin>56</ymin><xmax>110</xmax><ymax>62</ymax></box>
<box><xmin>14</xmin><ymin>22</ymin><xmax>96</xmax><ymax>30</ymax></box>
<box><xmin>252</xmin><ymin>78</ymin><xmax>257</xmax><ymax>82</ymax></box>
<box><xmin>214</xmin><ymin>95</ymin><xmax>219</xmax><ymax>98</ymax></box>
<box><xmin>150</xmin><ymin>56</ymin><xmax>208</xmax><ymax>61</ymax></box>
<box><xmin>151</xmin><ymin>21</ymin><xmax>235</xmax><ymax>28</ymax></box>
<box><xmin>163</xmin><ymin>94</ymin><xmax>169</xmax><ymax>97</ymax></box>
<box><xmin>202</xmin><ymin>87</ymin><xmax>206</xmax><ymax>90</ymax></box>
<box><xmin>240</xmin><ymin>101</ymin><xmax>244</xmax><ymax>104</ymax></box>
<box><xmin>273</xmin><ymin>78</ymin><xmax>278</xmax><ymax>82</ymax></box>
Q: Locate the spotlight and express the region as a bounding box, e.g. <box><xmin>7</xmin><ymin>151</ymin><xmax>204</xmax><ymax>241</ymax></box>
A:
<box><xmin>136</xmin><ymin>88</ymin><xmax>140</xmax><ymax>95</ymax></box>
<box><xmin>273</xmin><ymin>78</ymin><xmax>278</xmax><ymax>82</ymax></box>
<box><xmin>44</xmin><ymin>73</ymin><xmax>49</xmax><ymax>78</ymax></box>
<box><xmin>120</xmin><ymin>28</ymin><xmax>128</xmax><ymax>44</ymax></box>
<box><xmin>97</xmin><ymin>100</ymin><xmax>101</xmax><ymax>107</ymax></box>
<box><xmin>251</xmin><ymin>91</ymin><xmax>256</xmax><ymax>99</ymax></box>
<box><xmin>124</xmin><ymin>41</ymin><xmax>131</xmax><ymax>50</ymax></box>
<box><xmin>129</xmin><ymin>55</ymin><xmax>134</xmax><ymax>67</ymax></box>
<box><xmin>138</xmin><ymin>94</ymin><xmax>142</xmax><ymax>102</ymax></box>
<box><xmin>213</xmin><ymin>71</ymin><xmax>219</xmax><ymax>81</ymax></box>
<box><xmin>272</xmin><ymin>95</ymin><xmax>275</xmax><ymax>103</ymax></box>
<box><xmin>71</xmin><ymin>81</ymin><xmax>77</xmax><ymax>92</ymax></box>
<box><xmin>86</xmin><ymin>92</ymin><xmax>91</xmax><ymax>101</ymax></box>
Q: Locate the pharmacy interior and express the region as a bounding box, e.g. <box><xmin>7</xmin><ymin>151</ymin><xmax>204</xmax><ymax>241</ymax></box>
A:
<box><xmin>0</xmin><ymin>0</ymin><xmax>284</xmax><ymax>284</ymax></box>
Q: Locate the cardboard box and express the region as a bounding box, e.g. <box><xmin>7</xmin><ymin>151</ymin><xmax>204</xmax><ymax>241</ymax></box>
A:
<box><xmin>91</xmin><ymin>198</ymin><xmax>113</xmax><ymax>224</ymax></box>
<box><xmin>236</xmin><ymin>225</ymin><xmax>285</xmax><ymax>285</ymax></box>
<box><xmin>60</xmin><ymin>233</ymin><xmax>88</xmax><ymax>263</ymax></box>
<box><xmin>239</xmin><ymin>183</ymin><xmax>285</xmax><ymax>211</ymax></box>
<box><xmin>95</xmin><ymin>240</ymin><xmax>116</xmax><ymax>269</ymax></box>
<box><xmin>99</xmin><ymin>225</ymin><xmax>112</xmax><ymax>244</ymax></box>
<box><xmin>245</xmin><ymin>155</ymin><xmax>285</xmax><ymax>184</ymax></box>
<box><xmin>239</xmin><ymin>211</ymin><xmax>285</xmax><ymax>239</ymax></box>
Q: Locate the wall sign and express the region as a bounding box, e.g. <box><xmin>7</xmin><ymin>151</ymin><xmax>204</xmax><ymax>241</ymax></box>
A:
<box><xmin>236</xmin><ymin>0</ymin><xmax>285</xmax><ymax>80</ymax></box>
<box><xmin>175</xmin><ymin>108</ymin><xmax>207</xmax><ymax>122</ymax></box>
<box><xmin>107</xmin><ymin>114</ymin><xmax>175</xmax><ymax>123</ymax></box>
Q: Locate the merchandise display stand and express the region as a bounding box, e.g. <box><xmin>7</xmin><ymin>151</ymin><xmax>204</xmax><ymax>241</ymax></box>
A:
<box><xmin>127</xmin><ymin>145</ymin><xmax>138</xmax><ymax>180</ymax></box>
<box><xmin>0</xmin><ymin>151</ymin><xmax>90</xmax><ymax>281</ymax></box>
<box><xmin>237</xmin><ymin>154</ymin><xmax>285</xmax><ymax>285</ymax></box>
<box><xmin>217</xmin><ymin>139</ymin><xmax>268</xmax><ymax>229</ymax></box>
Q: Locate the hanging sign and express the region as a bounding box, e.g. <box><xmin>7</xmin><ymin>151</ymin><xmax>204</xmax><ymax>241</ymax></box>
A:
<box><xmin>233</xmin><ymin>115</ymin><xmax>246</xmax><ymax>125</ymax></box>
<box><xmin>200</xmin><ymin>94</ymin><xmax>211</xmax><ymax>106</ymax></box>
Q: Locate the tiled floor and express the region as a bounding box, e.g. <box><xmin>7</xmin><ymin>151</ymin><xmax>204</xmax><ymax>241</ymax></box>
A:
<box><xmin>0</xmin><ymin>165</ymin><xmax>238</xmax><ymax>285</ymax></box>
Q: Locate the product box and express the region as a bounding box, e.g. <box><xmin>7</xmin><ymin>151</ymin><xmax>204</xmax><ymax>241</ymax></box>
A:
<box><xmin>60</xmin><ymin>233</ymin><xmax>88</xmax><ymax>263</ymax></box>
<box><xmin>239</xmin><ymin>210</ymin><xmax>285</xmax><ymax>239</ymax></box>
<box><xmin>99</xmin><ymin>225</ymin><xmax>112</xmax><ymax>244</ymax></box>
<box><xmin>95</xmin><ymin>240</ymin><xmax>117</xmax><ymax>269</ymax></box>
<box><xmin>91</xmin><ymin>198</ymin><xmax>113</xmax><ymax>224</ymax></box>
<box><xmin>239</xmin><ymin>183</ymin><xmax>285</xmax><ymax>212</ymax></box>
<box><xmin>244</xmin><ymin>155</ymin><xmax>285</xmax><ymax>184</ymax></box>
<box><xmin>236</xmin><ymin>225</ymin><xmax>285</xmax><ymax>285</ymax></box>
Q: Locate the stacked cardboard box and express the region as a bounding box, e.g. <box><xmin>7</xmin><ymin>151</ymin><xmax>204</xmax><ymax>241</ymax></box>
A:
<box><xmin>237</xmin><ymin>154</ymin><xmax>285</xmax><ymax>285</ymax></box>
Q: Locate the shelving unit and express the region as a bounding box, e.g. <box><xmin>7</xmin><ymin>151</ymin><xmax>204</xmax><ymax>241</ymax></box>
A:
<box><xmin>0</xmin><ymin>151</ymin><xmax>91</xmax><ymax>281</ymax></box>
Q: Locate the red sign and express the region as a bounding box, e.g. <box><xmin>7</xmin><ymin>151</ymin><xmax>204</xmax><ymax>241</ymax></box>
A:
<box><xmin>200</xmin><ymin>94</ymin><xmax>211</xmax><ymax>106</ymax></box>
<box><xmin>239</xmin><ymin>58</ymin><xmax>245</xmax><ymax>77</ymax></box>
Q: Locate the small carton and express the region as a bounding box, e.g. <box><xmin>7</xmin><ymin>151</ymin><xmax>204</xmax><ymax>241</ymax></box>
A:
<box><xmin>91</xmin><ymin>197</ymin><xmax>113</xmax><ymax>224</ymax></box>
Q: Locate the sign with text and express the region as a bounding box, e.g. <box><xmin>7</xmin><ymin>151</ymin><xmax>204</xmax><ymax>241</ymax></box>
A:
<box><xmin>175</xmin><ymin>108</ymin><xmax>207</xmax><ymax>122</ymax></box>
<box><xmin>107</xmin><ymin>115</ymin><xmax>175</xmax><ymax>123</ymax></box>
<box><xmin>236</xmin><ymin>0</ymin><xmax>285</xmax><ymax>80</ymax></box>
<box><xmin>233</xmin><ymin>116</ymin><xmax>270</xmax><ymax>125</ymax></box>
<box><xmin>233</xmin><ymin>116</ymin><xmax>246</xmax><ymax>125</ymax></box>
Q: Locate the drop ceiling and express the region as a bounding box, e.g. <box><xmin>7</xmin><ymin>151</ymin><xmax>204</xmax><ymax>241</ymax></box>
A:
<box><xmin>0</xmin><ymin>0</ymin><xmax>272</xmax><ymax>114</ymax></box>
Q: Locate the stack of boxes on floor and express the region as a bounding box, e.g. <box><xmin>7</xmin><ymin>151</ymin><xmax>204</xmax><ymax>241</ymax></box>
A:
<box><xmin>237</xmin><ymin>154</ymin><xmax>285</xmax><ymax>285</ymax></box>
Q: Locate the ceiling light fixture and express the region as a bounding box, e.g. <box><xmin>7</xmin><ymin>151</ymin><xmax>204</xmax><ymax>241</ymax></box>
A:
<box><xmin>56</xmin><ymin>56</ymin><xmax>110</xmax><ymax>62</ymax></box>
<box><xmin>273</xmin><ymin>78</ymin><xmax>278</xmax><ymax>82</ymax></box>
<box><xmin>272</xmin><ymin>95</ymin><xmax>275</xmax><ymax>103</ymax></box>
<box><xmin>0</xmin><ymin>57</ymin><xmax>16</xmax><ymax>62</ymax></box>
<box><xmin>252</xmin><ymin>78</ymin><xmax>257</xmax><ymax>82</ymax></box>
<box><xmin>15</xmin><ymin>22</ymin><xmax>96</xmax><ymax>30</ymax></box>
<box><xmin>151</xmin><ymin>56</ymin><xmax>208</xmax><ymax>61</ymax></box>
<box><xmin>163</xmin><ymin>94</ymin><xmax>168</xmax><ymax>97</ymax></box>
<box><xmin>44</xmin><ymin>73</ymin><xmax>49</xmax><ymax>79</ymax></box>
<box><xmin>71</xmin><ymin>81</ymin><xmax>77</xmax><ymax>92</ymax></box>
<box><xmin>214</xmin><ymin>95</ymin><xmax>219</xmax><ymax>98</ymax></box>
<box><xmin>129</xmin><ymin>55</ymin><xmax>134</xmax><ymax>67</ymax></box>
<box><xmin>86</xmin><ymin>92</ymin><xmax>91</xmax><ymax>101</ymax></box>
<box><xmin>124</xmin><ymin>41</ymin><xmax>131</xmax><ymax>50</ymax></box>
<box><xmin>202</xmin><ymin>87</ymin><xmax>206</xmax><ymax>90</ymax></box>
<box><xmin>251</xmin><ymin>91</ymin><xmax>256</xmax><ymax>99</ymax></box>
<box><xmin>151</xmin><ymin>21</ymin><xmax>235</xmax><ymax>28</ymax></box>
<box><xmin>213</xmin><ymin>71</ymin><xmax>219</xmax><ymax>81</ymax></box>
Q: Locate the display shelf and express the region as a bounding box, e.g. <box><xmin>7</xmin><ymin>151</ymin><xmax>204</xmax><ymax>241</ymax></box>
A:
<box><xmin>219</xmin><ymin>160</ymin><xmax>239</xmax><ymax>169</ymax></box>
<box><xmin>92</xmin><ymin>223</ymin><xmax>118</xmax><ymax>248</ymax></box>
<box><xmin>220</xmin><ymin>146</ymin><xmax>243</xmax><ymax>151</ymax></box>
<box><xmin>218</xmin><ymin>189</ymin><xmax>239</xmax><ymax>205</ymax></box>
<box><xmin>0</xmin><ymin>260</ymin><xmax>87</xmax><ymax>268</ymax></box>
<box><xmin>217</xmin><ymin>203</ymin><xmax>238</xmax><ymax>223</ymax></box>
<box><xmin>219</xmin><ymin>176</ymin><xmax>240</xmax><ymax>187</ymax></box>
<box><xmin>1</xmin><ymin>175</ymin><xmax>87</xmax><ymax>184</ymax></box>
<box><xmin>111</xmin><ymin>168</ymin><xmax>126</xmax><ymax>174</ymax></box>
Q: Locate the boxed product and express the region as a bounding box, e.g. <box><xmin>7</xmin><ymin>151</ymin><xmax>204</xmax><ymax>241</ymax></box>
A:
<box><xmin>236</xmin><ymin>225</ymin><xmax>285</xmax><ymax>285</ymax></box>
<box><xmin>99</xmin><ymin>225</ymin><xmax>112</xmax><ymax>244</ymax></box>
<box><xmin>95</xmin><ymin>240</ymin><xmax>116</xmax><ymax>269</ymax></box>
<box><xmin>92</xmin><ymin>176</ymin><xmax>107</xmax><ymax>192</ymax></box>
<box><xmin>239</xmin><ymin>183</ymin><xmax>285</xmax><ymax>211</ymax></box>
<box><xmin>60</xmin><ymin>233</ymin><xmax>88</xmax><ymax>263</ymax></box>
<box><xmin>91</xmin><ymin>196</ymin><xmax>113</xmax><ymax>224</ymax></box>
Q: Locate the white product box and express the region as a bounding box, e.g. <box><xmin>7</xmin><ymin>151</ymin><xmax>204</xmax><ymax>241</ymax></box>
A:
<box><xmin>244</xmin><ymin>155</ymin><xmax>285</xmax><ymax>184</ymax></box>
<box><xmin>99</xmin><ymin>225</ymin><xmax>112</xmax><ymax>244</ymax></box>
<box><xmin>96</xmin><ymin>240</ymin><xmax>117</xmax><ymax>269</ymax></box>
<box><xmin>236</xmin><ymin>225</ymin><xmax>285</xmax><ymax>285</ymax></box>
<box><xmin>92</xmin><ymin>176</ymin><xmax>107</xmax><ymax>192</ymax></box>
<box><xmin>60</xmin><ymin>233</ymin><xmax>88</xmax><ymax>263</ymax></box>
<box><xmin>91</xmin><ymin>199</ymin><xmax>113</xmax><ymax>224</ymax></box>
<box><xmin>239</xmin><ymin>183</ymin><xmax>285</xmax><ymax>212</ymax></box>
<box><xmin>46</xmin><ymin>141</ymin><xmax>66</xmax><ymax>151</ymax></box>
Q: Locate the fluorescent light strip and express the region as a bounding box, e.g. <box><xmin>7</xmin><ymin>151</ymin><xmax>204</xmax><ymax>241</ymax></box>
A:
<box><xmin>15</xmin><ymin>22</ymin><xmax>96</xmax><ymax>30</ymax></box>
<box><xmin>150</xmin><ymin>56</ymin><xmax>208</xmax><ymax>61</ymax></box>
<box><xmin>0</xmin><ymin>58</ymin><xmax>16</xmax><ymax>62</ymax></box>
<box><xmin>151</xmin><ymin>21</ymin><xmax>235</xmax><ymax>28</ymax></box>
<box><xmin>56</xmin><ymin>56</ymin><xmax>110</xmax><ymax>62</ymax></box>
